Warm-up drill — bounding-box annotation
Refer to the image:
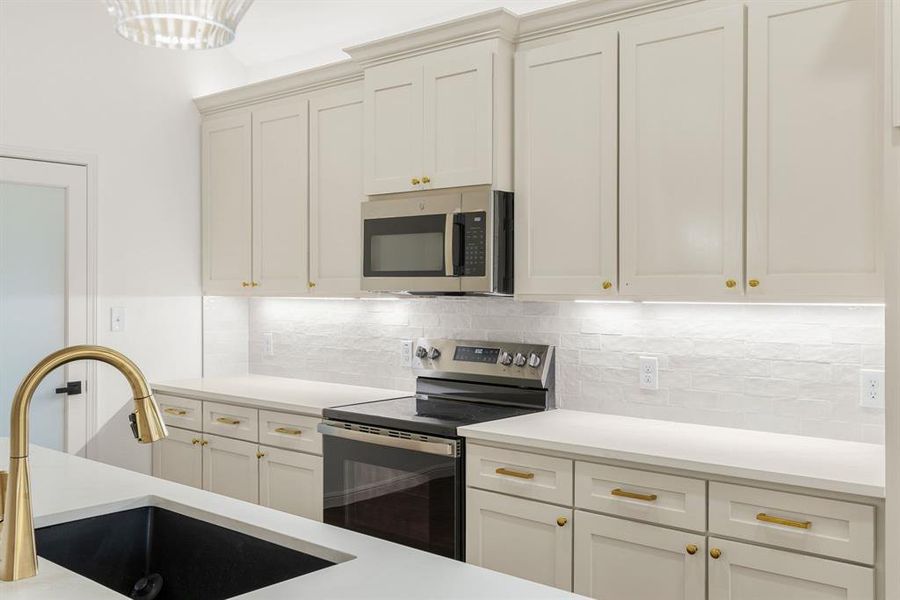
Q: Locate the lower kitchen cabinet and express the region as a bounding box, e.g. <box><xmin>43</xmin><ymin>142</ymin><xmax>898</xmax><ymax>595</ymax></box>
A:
<box><xmin>466</xmin><ymin>488</ymin><xmax>573</xmax><ymax>591</ymax></box>
<box><xmin>259</xmin><ymin>446</ymin><xmax>323</xmax><ymax>520</ymax></box>
<box><xmin>202</xmin><ymin>434</ymin><xmax>259</xmax><ymax>504</ymax></box>
<box><xmin>707</xmin><ymin>538</ymin><xmax>874</xmax><ymax>600</ymax></box>
<box><xmin>151</xmin><ymin>426</ymin><xmax>202</xmax><ymax>489</ymax></box>
<box><xmin>574</xmin><ymin>511</ymin><xmax>705</xmax><ymax>600</ymax></box>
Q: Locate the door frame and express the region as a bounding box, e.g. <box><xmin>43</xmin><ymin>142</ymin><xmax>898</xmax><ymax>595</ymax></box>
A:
<box><xmin>0</xmin><ymin>145</ymin><xmax>98</xmax><ymax>458</ymax></box>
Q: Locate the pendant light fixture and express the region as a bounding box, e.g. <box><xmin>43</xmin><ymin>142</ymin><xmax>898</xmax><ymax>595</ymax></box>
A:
<box><xmin>104</xmin><ymin>0</ymin><xmax>255</xmax><ymax>50</ymax></box>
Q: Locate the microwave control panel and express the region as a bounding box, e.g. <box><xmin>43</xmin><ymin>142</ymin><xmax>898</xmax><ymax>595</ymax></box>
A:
<box><xmin>462</xmin><ymin>211</ymin><xmax>486</xmax><ymax>277</ymax></box>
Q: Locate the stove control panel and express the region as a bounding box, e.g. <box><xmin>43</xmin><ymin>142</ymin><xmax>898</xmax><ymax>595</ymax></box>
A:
<box><xmin>413</xmin><ymin>338</ymin><xmax>554</xmax><ymax>387</ymax></box>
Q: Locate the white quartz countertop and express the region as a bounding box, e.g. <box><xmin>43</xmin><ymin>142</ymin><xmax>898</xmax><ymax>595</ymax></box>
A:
<box><xmin>2</xmin><ymin>440</ymin><xmax>583</xmax><ymax>599</ymax></box>
<box><xmin>152</xmin><ymin>375</ymin><xmax>409</xmax><ymax>416</ymax></box>
<box><xmin>459</xmin><ymin>410</ymin><xmax>885</xmax><ymax>498</ymax></box>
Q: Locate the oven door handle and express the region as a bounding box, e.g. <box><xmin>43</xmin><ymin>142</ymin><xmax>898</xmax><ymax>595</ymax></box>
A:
<box><xmin>318</xmin><ymin>423</ymin><xmax>458</xmax><ymax>457</ymax></box>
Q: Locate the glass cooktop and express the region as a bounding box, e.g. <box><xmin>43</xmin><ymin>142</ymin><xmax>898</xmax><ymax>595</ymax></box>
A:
<box><xmin>322</xmin><ymin>395</ymin><xmax>542</xmax><ymax>438</ymax></box>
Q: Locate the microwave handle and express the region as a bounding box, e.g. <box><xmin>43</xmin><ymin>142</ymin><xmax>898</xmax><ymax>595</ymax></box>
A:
<box><xmin>444</xmin><ymin>214</ymin><xmax>455</xmax><ymax>276</ymax></box>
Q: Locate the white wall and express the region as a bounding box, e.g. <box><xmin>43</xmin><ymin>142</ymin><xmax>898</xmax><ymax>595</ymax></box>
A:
<box><xmin>205</xmin><ymin>296</ymin><xmax>886</xmax><ymax>444</ymax></box>
<box><xmin>0</xmin><ymin>1</ymin><xmax>246</xmax><ymax>472</ymax></box>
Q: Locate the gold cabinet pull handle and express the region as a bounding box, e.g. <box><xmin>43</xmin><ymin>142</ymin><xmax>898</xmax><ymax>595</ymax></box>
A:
<box><xmin>725</xmin><ymin>279</ymin><xmax>737</xmax><ymax>288</ymax></box>
<box><xmin>748</xmin><ymin>279</ymin><xmax>760</xmax><ymax>288</ymax></box>
<box><xmin>411</xmin><ymin>177</ymin><xmax>421</xmax><ymax>185</ymax></box>
<box><xmin>686</xmin><ymin>544</ymin><xmax>698</xmax><ymax>555</ymax></box>
<box><xmin>710</xmin><ymin>548</ymin><xmax>722</xmax><ymax>559</ymax></box>
<box><xmin>308</xmin><ymin>281</ymin><xmax>317</xmax><ymax>288</ymax></box>
<box><xmin>556</xmin><ymin>516</ymin><xmax>568</xmax><ymax>527</ymax></box>
<box><xmin>274</xmin><ymin>427</ymin><xmax>302</xmax><ymax>436</ymax></box>
<box><xmin>250</xmin><ymin>281</ymin><xmax>260</xmax><ymax>288</ymax></box>
<box><xmin>241</xmin><ymin>281</ymin><xmax>250</xmax><ymax>288</ymax></box>
<box><xmin>611</xmin><ymin>488</ymin><xmax>658</xmax><ymax>502</ymax></box>
<box><xmin>756</xmin><ymin>513</ymin><xmax>811</xmax><ymax>529</ymax></box>
<box><xmin>495</xmin><ymin>467</ymin><xmax>535</xmax><ymax>480</ymax></box>
<box><xmin>602</xmin><ymin>280</ymin><xmax>612</xmax><ymax>290</ymax></box>
<box><xmin>422</xmin><ymin>176</ymin><xmax>431</xmax><ymax>184</ymax></box>
<box><xmin>164</xmin><ymin>407</ymin><xmax>187</xmax><ymax>416</ymax></box>
<box><xmin>216</xmin><ymin>416</ymin><xmax>241</xmax><ymax>425</ymax></box>
<box><xmin>191</xmin><ymin>438</ymin><xmax>201</xmax><ymax>445</ymax></box>
<box><xmin>256</xmin><ymin>450</ymin><xmax>266</xmax><ymax>459</ymax></box>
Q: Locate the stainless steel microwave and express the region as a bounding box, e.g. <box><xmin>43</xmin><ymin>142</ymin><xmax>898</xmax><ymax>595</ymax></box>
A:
<box><xmin>361</xmin><ymin>186</ymin><xmax>513</xmax><ymax>294</ymax></box>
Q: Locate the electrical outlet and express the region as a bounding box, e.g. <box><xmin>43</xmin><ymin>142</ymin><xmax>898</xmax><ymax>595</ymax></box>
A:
<box><xmin>400</xmin><ymin>340</ymin><xmax>413</xmax><ymax>367</ymax></box>
<box><xmin>639</xmin><ymin>356</ymin><xmax>658</xmax><ymax>390</ymax></box>
<box><xmin>859</xmin><ymin>369</ymin><xmax>884</xmax><ymax>409</ymax></box>
<box><xmin>264</xmin><ymin>332</ymin><xmax>275</xmax><ymax>357</ymax></box>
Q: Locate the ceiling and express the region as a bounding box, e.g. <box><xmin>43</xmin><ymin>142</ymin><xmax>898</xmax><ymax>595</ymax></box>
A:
<box><xmin>228</xmin><ymin>0</ymin><xmax>573</xmax><ymax>82</ymax></box>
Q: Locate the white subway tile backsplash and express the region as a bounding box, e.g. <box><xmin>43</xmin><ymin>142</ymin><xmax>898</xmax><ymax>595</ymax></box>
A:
<box><xmin>203</xmin><ymin>296</ymin><xmax>884</xmax><ymax>444</ymax></box>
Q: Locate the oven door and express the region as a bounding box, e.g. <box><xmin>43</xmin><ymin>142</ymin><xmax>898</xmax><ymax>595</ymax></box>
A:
<box><xmin>361</xmin><ymin>194</ymin><xmax>462</xmax><ymax>293</ymax></box>
<box><xmin>319</xmin><ymin>422</ymin><xmax>462</xmax><ymax>560</ymax></box>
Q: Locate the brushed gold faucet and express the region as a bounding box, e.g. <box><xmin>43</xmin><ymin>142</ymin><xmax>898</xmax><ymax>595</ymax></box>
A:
<box><xmin>0</xmin><ymin>345</ymin><xmax>168</xmax><ymax>581</ymax></box>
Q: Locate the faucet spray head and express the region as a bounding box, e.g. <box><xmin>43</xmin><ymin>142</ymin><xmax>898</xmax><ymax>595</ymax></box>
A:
<box><xmin>129</xmin><ymin>394</ymin><xmax>167</xmax><ymax>443</ymax></box>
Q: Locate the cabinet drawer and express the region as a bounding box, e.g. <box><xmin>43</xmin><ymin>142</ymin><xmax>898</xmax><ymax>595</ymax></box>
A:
<box><xmin>709</xmin><ymin>482</ymin><xmax>875</xmax><ymax>565</ymax></box>
<box><xmin>156</xmin><ymin>394</ymin><xmax>202</xmax><ymax>431</ymax></box>
<box><xmin>203</xmin><ymin>401</ymin><xmax>258</xmax><ymax>442</ymax></box>
<box><xmin>467</xmin><ymin>445</ymin><xmax>573</xmax><ymax>505</ymax></box>
<box><xmin>259</xmin><ymin>410</ymin><xmax>321</xmax><ymax>455</ymax></box>
<box><xmin>575</xmin><ymin>462</ymin><xmax>706</xmax><ymax>531</ymax></box>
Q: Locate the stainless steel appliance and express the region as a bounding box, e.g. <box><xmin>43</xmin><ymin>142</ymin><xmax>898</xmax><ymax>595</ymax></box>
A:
<box><xmin>360</xmin><ymin>186</ymin><xmax>513</xmax><ymax>294</ymax></box>
<box><xmin>319</xmin><ymin>338</ymin><xmax>554</xmax><ymax>560</ymax></box>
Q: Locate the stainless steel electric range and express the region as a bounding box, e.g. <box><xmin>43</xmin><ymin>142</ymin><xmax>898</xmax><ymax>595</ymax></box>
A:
<box><xmin>319</xmin><ymin>338</ymin><xmax>554</xmax><ymax>560</ymax></box>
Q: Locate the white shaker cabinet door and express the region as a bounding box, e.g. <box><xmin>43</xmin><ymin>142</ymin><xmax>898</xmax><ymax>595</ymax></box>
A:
<box><xmin>422</xmin><ymin>46</ymin><xmax>493</xmax><ymax>190</ymax></box>
<box><xmin>708</xmin><ymin>538</ymin><xmax>874</xmax><ymax>600</ymax></box>
<box><xmin>151</xmin><ymin>426</ymin><xmax>202</xmax><ymax>489</ymax></box>
<box><xmin>259</xmin><ymin>446</ymin><xmax>323</xmax><ymax>521</ymax></box>
<box><xmin>202</xmin><ymin>434</ymin><xmax>259</xmax><ymax>504</ymax></box>
<box><xmin>466</xmin><ymin>488</ymin><xmax>573</xmax><ymax>591</ymax></box>
<box><xmin>746</xmin><ymin>0</ymin><xmax>883</xmax><ymax>300</ymax></box>
<box><xmin>251</xmin><ymin>98</ymin><xmax>309</xmax><ymax>295</ymax></box>
<box><xmin>202</xmin><ymin>111</ymin><xmax>252</xmax><ymax>295</ymax></box>
<box><xmin>619</xmin><ymin>6</ymin><xmax>744</xmax><ymax>299</ymax></box>
<box><xmin>363</xmin><ymin>61</ymin><xmax>424</xmax><ymax>195</ymax></box>
<box><xmin>309</xmin><ymin>85</ymin><xmax>364</xmax><ymax>296</ymax></box>
<box><xmin>574</xmin><ymin>511</ymin><xmax>705</xmax><ymax>600</ymax></box>
<box><xmin>514</xmin><ymin>31</ymin><xmax>618</xmax><ymax>297</ymax></box>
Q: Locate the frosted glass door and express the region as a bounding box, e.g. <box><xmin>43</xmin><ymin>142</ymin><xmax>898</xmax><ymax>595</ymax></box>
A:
<box><xmin>0</xmin><ymin>157</ymin><xmax>88</xmax><ymax>453</ymax></box>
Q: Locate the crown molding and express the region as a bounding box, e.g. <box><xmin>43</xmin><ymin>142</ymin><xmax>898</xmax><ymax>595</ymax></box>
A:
<box><xmin>517</xmin><ymin>0</ymin><xmax>701</xmax><ymax>42</ymax></box>
<box><xmin>193</xmin><ymin>59</ymin><xmax>363</xmax><ymax>115</ymax></box>
<box><xmin>344</xmin><ymin>8</ymin><xmax>519</xmax><ymax>69</ymax></box>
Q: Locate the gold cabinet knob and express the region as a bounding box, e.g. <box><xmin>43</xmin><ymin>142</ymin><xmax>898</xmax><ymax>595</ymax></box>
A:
<box><xmin>256</xmin><ymin>450</ymin><xmax>266</xmax><ymax>459</ymax></box>
<box><xmin>710</xmin><ymin>548</ymin><xmax>722</xmax><ymax>559</ymax></box>
<box><xmin>411</xmin><ymin>177</ymin><xmax>421</xmax><ymax>185</ymax></box>
<box><xmin>251</xmin><ymin>281</ymin><xmax>260</xmax><ymax>288</ymax></box>
<box><xmin>686</xmin><ymin>544</ymin><xmax>698</xmax><ymax>555</ymax></box>
<box><xmin>725</xmin><ymin>279</ymin><xmax>737</xmax><ymax>289</ymax></box>
<box><xmin>556</xmin><ymin>516</ymin><xmax>568</xmax><ymax>527</ymax></box>
<box><xmin>602</xmin><ymin>280</ymin><xmax>612</xmax><ymax>290</ymax></box>
<box><xmin>241</xmin><ymin>281</ymin><xmax>250</xmax><ymax>288</ymax></box>
<box><xmin>200</xmin><ymin>439</ymin><xmax>208</xmax><ymax>446</ymax></box>
<box><xmin>191</xmin><ymin>438</ymin><xmax>201</xmax><ymax>445</ymax></box>
<box><xmin>422</xmin><ymin>176</ymin><xmax>431</xmax><ymax>184</ymax></box>
<box><xmin>308</xmin><ymin>281</ymin><xmax>317</xmax><ymax>288</ymax></box>
<box><xmin>748</xmin><ymin>279</ymin><xmax>760</xmax><ymax>288</ymax></box>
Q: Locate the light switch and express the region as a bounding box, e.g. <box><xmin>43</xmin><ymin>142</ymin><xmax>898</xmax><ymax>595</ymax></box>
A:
<box><xmin>110</xmin><ymin>307</ymin><xmax>126</xmax><ymax>332</ymax></box>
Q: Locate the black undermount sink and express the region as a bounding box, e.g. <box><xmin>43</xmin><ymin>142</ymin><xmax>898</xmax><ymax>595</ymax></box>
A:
<box><xmin>36</xmin><ymin>505</ymin><xmax>337</xmax><ymax>599</ymax></box>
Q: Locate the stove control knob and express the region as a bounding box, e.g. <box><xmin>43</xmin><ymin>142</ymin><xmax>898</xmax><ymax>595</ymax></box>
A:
<box><xmin>428</xmin><ymin>347</ymin><xmax>441</xmax><ymax>360</ymax></box>
<box><xmin>499</xmin><ymin>351</ymin><xmax>513</xmax><ymax>366</ymax></box>
<box><xmin>513</xmin><ymin>352</ymin><xmax>527</xmax><ymax>367</ymax></box>
<box><xmin>415</xmin><ymin>346</ymin><xmax>428</xmax><ymax>359</ymax></box>
<box><xmin>527</xmin><ymin>352</ymin><xmax>542</xmax><ymax>368</ymax></box>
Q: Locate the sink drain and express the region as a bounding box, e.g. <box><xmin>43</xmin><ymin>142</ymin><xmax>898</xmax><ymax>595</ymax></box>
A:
<box><xmin>131</xmin><ymin>572</ymin><xmax>164</xmax><ymax>600</ymax></box>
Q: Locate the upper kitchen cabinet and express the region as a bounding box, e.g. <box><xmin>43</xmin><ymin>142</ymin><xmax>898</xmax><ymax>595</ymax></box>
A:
<box><xmin>202</xmin><ymin>111</ymin><xmax>252</xmax><ymax>295</ymax></box>
<box><xmin>619</xmin><ymin>6</ymin><xmax>745</xmax><ymax>299</ymax></box>
<box><xmin>514</xmin><ymin>31</ymin><xmax>618</xmax><ymax>297</ymax></box>
<box><xmin>251</xmin><ymin>98</ymin><xmax>310</xmax><ymax>295</ymax></box>
<box><xmin>746</xmin><ymin>0</ymin><xmax>884</xmax><ymax>300</ymax></box>
<box><xmin>349</xmin><ymin>11</ymin><xmax>515</xmax><ymax>195</ymax></box>
<box><xmin>309</xmin><ymin>84</ymin><xmax>365</xmax><ymax>295</ymax></box>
